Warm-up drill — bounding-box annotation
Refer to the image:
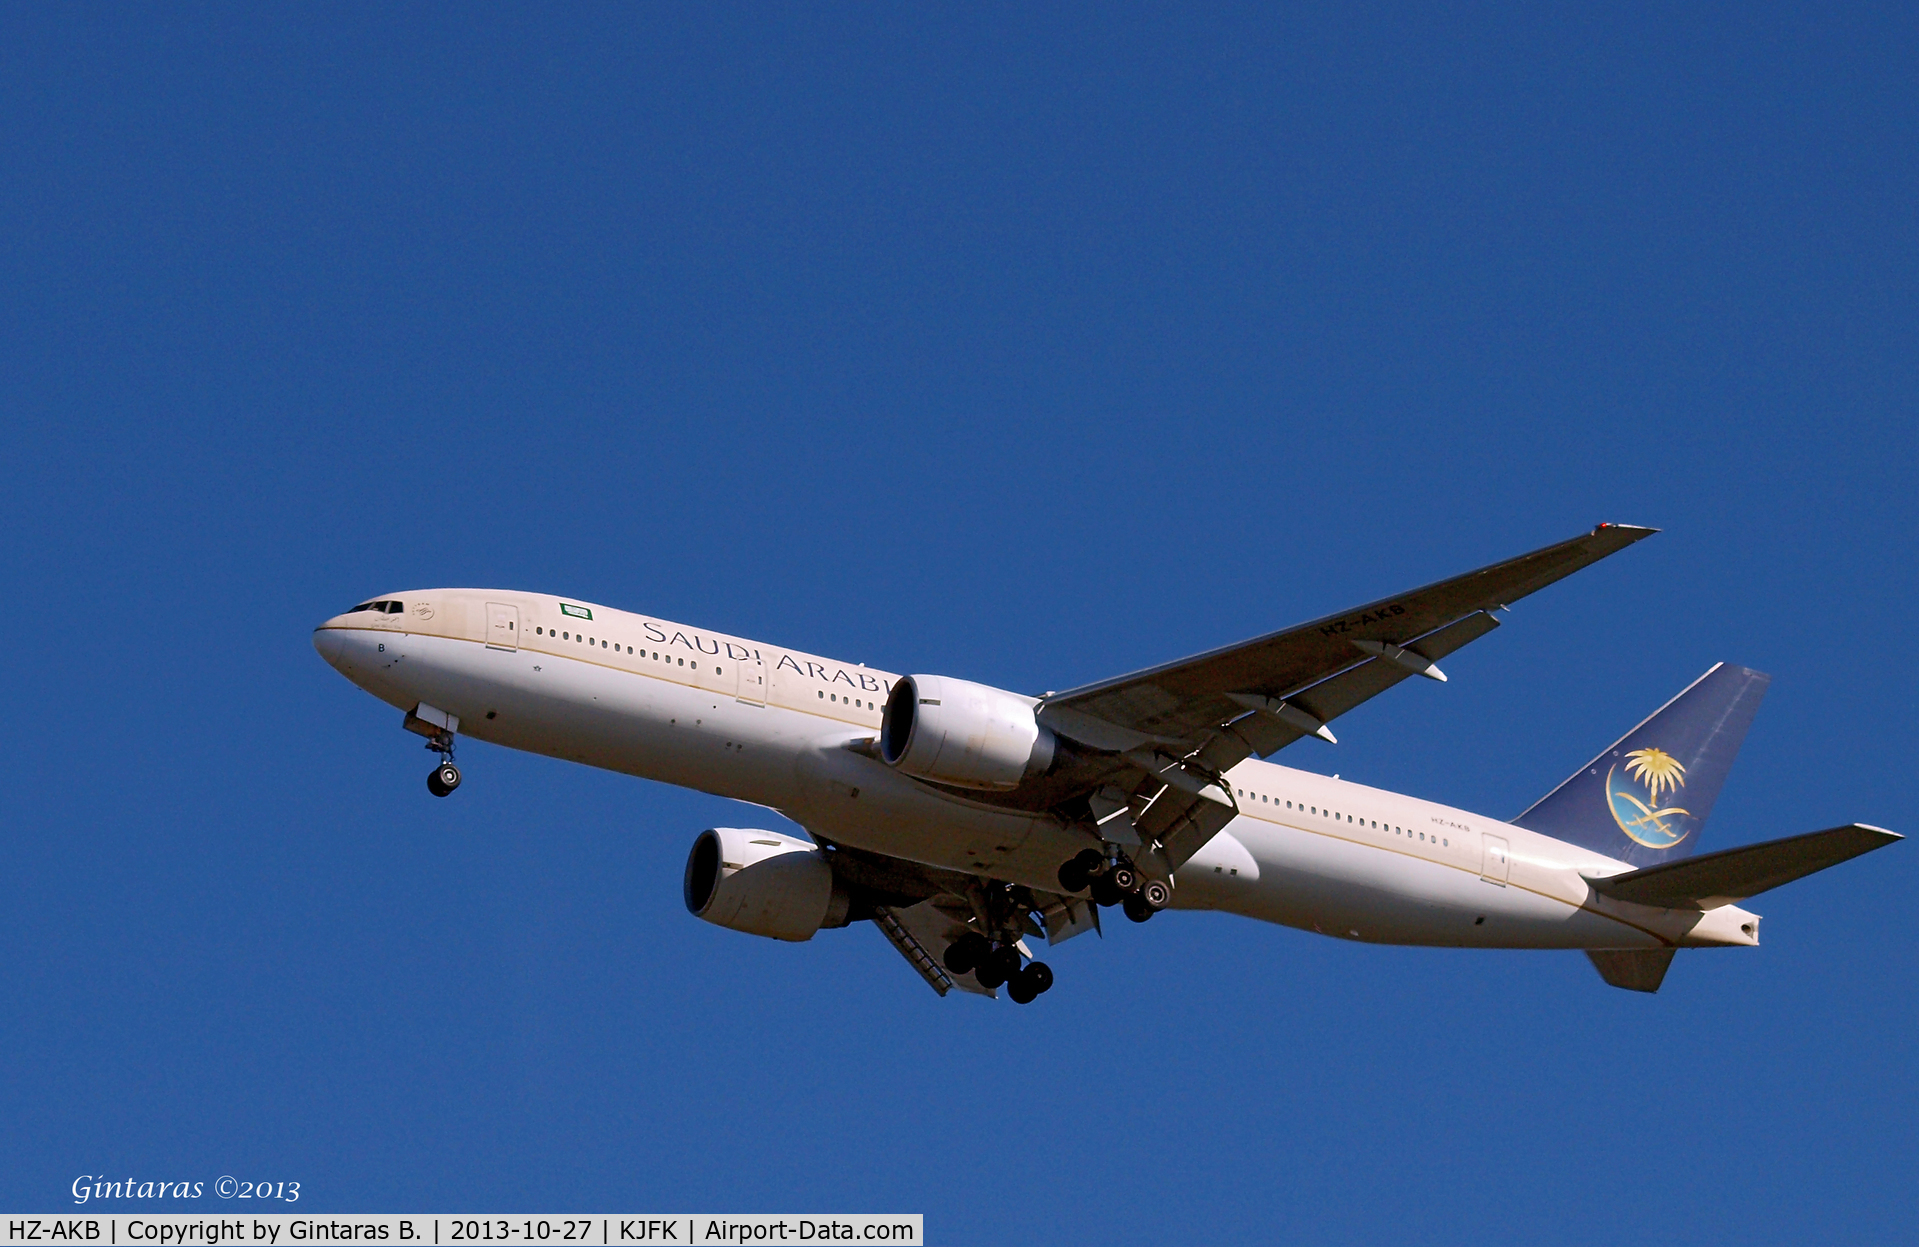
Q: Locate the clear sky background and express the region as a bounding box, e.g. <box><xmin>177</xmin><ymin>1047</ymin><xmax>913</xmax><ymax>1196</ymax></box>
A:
<box><xmin>2</xmin><ymin>5</ymin><xmax>1914</xmax><ymax>1242</ymax></box>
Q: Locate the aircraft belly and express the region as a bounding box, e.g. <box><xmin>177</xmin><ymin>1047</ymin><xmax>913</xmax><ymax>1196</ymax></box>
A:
<box><xmin>789</xmin><ymin>740</ymin><xmax>1095</xmax><ymax>894</ymax></box>
<box><xmin>332</xmin><ymin>632</ymin><xmax>802</xmax><ymax>804</ymax></box>
<box><xmin>1219</xmin><ymin>818</ymin><xmax>1660</xmax><ymax>949</ymax></box>
<box><xmin>332</xmin><ymin>632</ymin><xmax>1089</xmax><ymax>885</ymax></box>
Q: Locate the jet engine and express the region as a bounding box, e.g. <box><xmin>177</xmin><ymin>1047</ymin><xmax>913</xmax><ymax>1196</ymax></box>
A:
<box><xmin>682</xmin><ymin>828</ymin><xmax>852</xmax><ymax>942</ymax></box>
<box><xmin>880</xmin><ymin>674</ymin><xmax>1056</xmax><ymax>791</ymax></box>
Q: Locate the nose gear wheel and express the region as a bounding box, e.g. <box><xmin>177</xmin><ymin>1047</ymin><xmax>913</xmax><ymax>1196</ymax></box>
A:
<box><xmin>422</xmin><ymin>729</ymin><xmax>461</xmax><ymax>797</ymax></box>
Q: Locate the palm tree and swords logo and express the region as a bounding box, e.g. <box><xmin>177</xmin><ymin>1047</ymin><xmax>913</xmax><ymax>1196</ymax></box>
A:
<box><xmin>1606</xmin><ymin>747</ymin><xmax>1693</xmax><ymax>849</ymax></box>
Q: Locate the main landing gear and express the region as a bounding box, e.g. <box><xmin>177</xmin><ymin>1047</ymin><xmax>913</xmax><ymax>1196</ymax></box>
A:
<box><xmin>1057</xmin><ymin>848</ymin><xmax>1170</xmax><ymax>923</ymax></box>
<box><xmin>941</xmin><ymin>931</ymin><xmax>1055</xmax><ymax>1004</ymax></box>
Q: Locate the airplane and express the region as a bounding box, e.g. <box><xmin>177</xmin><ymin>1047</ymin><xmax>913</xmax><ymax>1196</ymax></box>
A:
<box><xmin>312</xmin><ymin>524</ymin><xmax>1897</xmax><ymax>999</ymax></box>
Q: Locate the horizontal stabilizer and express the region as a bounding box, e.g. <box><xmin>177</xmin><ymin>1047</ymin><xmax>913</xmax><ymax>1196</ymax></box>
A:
<box><xmin>1587</xmin><ymin>948</ymin><xmax>1676</xmax><ymax>993</ymax></box>
<box><xmin>1587</xmin><ymin>823</ymin><xmax>1900</xmax><ymax>910</ymax></box>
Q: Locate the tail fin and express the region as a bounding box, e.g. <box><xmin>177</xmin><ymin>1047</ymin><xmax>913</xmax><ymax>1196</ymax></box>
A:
<box><xmin>1513</xmin><ymin>663</ymin><xmax>1771</xmax><ymax>866</ymax></box>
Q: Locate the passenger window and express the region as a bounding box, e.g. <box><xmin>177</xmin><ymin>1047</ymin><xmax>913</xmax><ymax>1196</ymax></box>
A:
<box><xmin>562</xmin><ymin>632</ymin><xmax>569</xmax><ymax>640</ymax></box>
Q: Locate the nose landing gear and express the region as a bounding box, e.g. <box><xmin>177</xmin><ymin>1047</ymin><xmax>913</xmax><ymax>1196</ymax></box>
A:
<box><xmin>404</xmin><ymin>704</ymin><xmax>464</xmax><ymax>798</ymax></box>
<box><xmin>427</xmin><ymin>758</ymin><xmax>462</xmax><ymax>797</ymax></box>
<box><xmin>424</xmin><ymin>730</ymin><xmax>461</xmax><ymax>796</ymax></box>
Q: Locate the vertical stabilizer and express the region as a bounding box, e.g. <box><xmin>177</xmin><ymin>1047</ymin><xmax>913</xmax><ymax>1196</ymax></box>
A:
<box><xmin>1513</xmin><ymin>664</ymin><xmax>1770</xmax><ymax>867</ymax></box>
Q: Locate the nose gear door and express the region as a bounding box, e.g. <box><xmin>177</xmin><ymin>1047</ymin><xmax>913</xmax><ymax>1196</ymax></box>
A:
<box><xmin>485</xmin><ymin>602</ymin><xmax>520</xmax><ymax>651</ymax></box>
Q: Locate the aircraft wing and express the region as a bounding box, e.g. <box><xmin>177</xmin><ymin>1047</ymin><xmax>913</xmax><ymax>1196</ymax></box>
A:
<box><xmin>1023</xmin><ymin>524</ymin><xmax>1657</xmax><ymax>869</ymax></box>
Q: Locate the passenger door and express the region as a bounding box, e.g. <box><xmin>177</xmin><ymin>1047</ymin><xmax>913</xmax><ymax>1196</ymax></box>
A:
<box><xmin>734</xmin><ymin>651</ymin><xmax>767</xmax><ymax>706</ymax></box>
<box><xmin>1481</xmin><ymin>833</ymin><xmax>1511</xmax><ymax>885</ymax></box>
<box><xmin>485</xmin><ymin>602</ymin><xmax>520</xmax><ymax>651</ymax></box>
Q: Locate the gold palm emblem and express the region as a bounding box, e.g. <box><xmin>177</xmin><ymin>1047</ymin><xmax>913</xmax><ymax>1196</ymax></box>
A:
<box><xmin>1623</xmin><ymin>747</ymin><xmax>1686</xmax><ymax>800</ymax></box>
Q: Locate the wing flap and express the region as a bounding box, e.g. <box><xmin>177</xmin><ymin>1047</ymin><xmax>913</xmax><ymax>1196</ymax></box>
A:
<box><xmin>1586</xmin><ymin>823</ymin><xmax>1900</xmax><ymax>909</ymax></box>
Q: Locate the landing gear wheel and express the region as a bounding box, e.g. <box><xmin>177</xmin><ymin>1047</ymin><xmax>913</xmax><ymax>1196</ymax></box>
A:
<box><xmin>1123</xmin><ymin>893</ymin><xmax>1155</xmax><ymax>923</ymax></box>
<box><xmin>1057</xmin><ymin>859</ymin><xmax>1090</xmax><ymax>894</ymax></box>
<box><xmin>1024</xmin><ymin>961</ymin><xmax>1054</xmax><ymax>995</ymax></box>
<box><xmin>976</xmin><ymin>945</ymin><xmax>1021</xmax><ymax>991</ymax></box>
<box><xmin>1074</xmin><ymin>848</ymin><xmax>1106</xmax><ymax>875</ymax></box>
<box><xmin>1108</xmin><ymin>865</ymin><xmax>1138</xmax><ymax>893</ymax></box>
<box><xmin>943</xmin><ymin>933</ymin><xmax>989</xmax><ymax>976</ymax></box>
<box><xmin>1090</xmin><ymin>875</ymin><xmax>1123</xmax><ymax>908</ymax></box>
<box><xmin>1007</xmin><ymin>959</ymin><xmax>1056</xmax><ymax>1004</ymax></box>
<box><xmin>1140</xmin><ymin>878</ymin><xmax>1172</xmax><ymax>910</ymax></box>
<box><xmin>428</xmin><ymin>763</ymin><xmax>461</xmax><ymax>796</ymax></box>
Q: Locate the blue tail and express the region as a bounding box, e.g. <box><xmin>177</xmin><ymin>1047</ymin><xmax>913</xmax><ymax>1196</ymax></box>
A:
<box><xmin>1512</xmin><ymin>663</ymin><xmax>1771</xmax><ymax>867</ymax></box>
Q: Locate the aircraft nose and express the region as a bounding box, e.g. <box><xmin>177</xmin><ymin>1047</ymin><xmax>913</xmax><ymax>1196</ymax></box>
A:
<box><xmin>313</xmin><ymin>626</ymin><xmax>347</xmax><ymax>669</ymax></box>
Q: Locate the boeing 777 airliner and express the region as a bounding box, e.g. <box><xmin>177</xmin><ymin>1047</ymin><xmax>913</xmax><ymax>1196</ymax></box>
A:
<box><xmin>312</xmin><ymin>525</ymin><xmax>1895</xmax><ymax>1000</ymax></box>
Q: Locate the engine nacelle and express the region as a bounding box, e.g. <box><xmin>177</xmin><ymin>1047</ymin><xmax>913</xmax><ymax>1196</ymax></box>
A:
<box><xmin>880</xmin><ymin>674</ymin><xmax>1055</xmax><ymax>791</ymax></box>
<box><xmin>682</xmin><ymin>828</ymin><xmax>852</xmax><ymax>942</ymax></box>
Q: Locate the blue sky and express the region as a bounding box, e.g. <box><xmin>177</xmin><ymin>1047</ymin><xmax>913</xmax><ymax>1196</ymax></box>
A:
<box><xmin>2</xmin><ymin>4</ymin><xmax>1914</xmax><ymax>1241</ymax></box>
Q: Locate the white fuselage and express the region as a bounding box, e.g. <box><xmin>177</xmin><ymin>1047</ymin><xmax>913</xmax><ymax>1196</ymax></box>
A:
<box><xmin>313</xmin><ymin>590</ymin><xmax>1760</xmax><ymax>953</ymax></box>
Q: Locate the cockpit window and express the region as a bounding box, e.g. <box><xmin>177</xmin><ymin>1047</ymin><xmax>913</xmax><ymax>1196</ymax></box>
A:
<box><xmin>346</xmin><ymin>600</ymin><xmax>405</xmax><ymax>614</ymax></box>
